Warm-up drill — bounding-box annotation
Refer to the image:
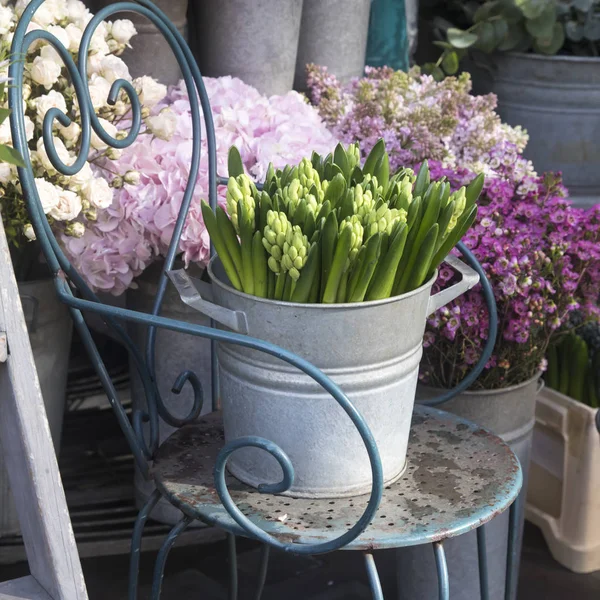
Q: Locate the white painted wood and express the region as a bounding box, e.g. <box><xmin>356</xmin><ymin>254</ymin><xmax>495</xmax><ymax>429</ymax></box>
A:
<box><xmin>0</xmin><ymin>217</ymin><xmax>87</xmax><ymax>600</ymax></box>
<box><xmin>0</xmin><ymin>576</ymin><xmax>51</xmax><ymax>600</ymax></box>
<box><xmin>0</xmin><ymin>333</ymin><xmax>6</xmax><ymax>363</ymax></box>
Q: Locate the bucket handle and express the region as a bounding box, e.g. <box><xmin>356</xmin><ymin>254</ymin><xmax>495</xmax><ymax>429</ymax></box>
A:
<box><xmin>167</xmin><ymin>269</ymin><xmax>249</xmax><ymax>334</ymax></box>
<box><xmin>427</xmin><ymin>255</ymin><xmax>480</xmax><ymax>316</ymax></box>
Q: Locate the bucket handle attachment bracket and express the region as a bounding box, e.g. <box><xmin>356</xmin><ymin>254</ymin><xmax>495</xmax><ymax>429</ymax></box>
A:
<box><xmin>427</xmin><ymin>255</ymin><xmax>480</xmax><ymax>316</ymax></box>
<box><xmin>167</xmin><ymin>269</ymin><xmax>249</xmax><ymax>335</ymax></box>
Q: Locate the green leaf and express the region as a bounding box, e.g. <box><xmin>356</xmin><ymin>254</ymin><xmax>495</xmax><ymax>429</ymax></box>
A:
<box><xmin>499</xmin><ymin>0</ymin><xmax>526</xmax><ymax>23</ymax></box>
<box><xmin>475</xmin><ymin>21</ymin><xmax>498</xmax><ymax>52</ymax></box>
<box><xmin>0</xmin><ymin>144</ymin><xmax>25</xmax><ymax>167</ymax></box>
<box><xmin>533</xmin><ymin>22</ymin><xmax>566</xmax><ymax>53</ymax></box>
<box><xmin>474</xmin><ymin>1</ymin><xmax>502</xmax><ymax>22</ymax></box>
<box><xmin>525</xmin><ymin>2</ymin><xmax>557</xmax><ymax>40</ymax></box>
<box><xmin>515</xmin><ymin>0</ymin><xmax>553</xmax><ymax>20</ymax></box>
<box><xmin>447</xmin><ymin>27</ymin><xmax>479</xmax><ymax>48</ymax></box>
<box><xmin>493</xmin><ymin>18</ymin><xmax>510</xmax><ymax>46</ymax></box>
<box><xmin>433</xmin><ymin>40</ymin><xmax>454</xmax><ymax>50</ymax></box>
<box><xmin>497</xmin><ymin>22</ymin><xmax>528</xmax><ymax>50</ymax></box>
<box><xmin>573</xmin><ymin>0</ymin><xmax>594</xmax><ymax>11</ymax></box>
<box><xmin>565</xmin><ymin>19</ymin><xmax>584</xmax><ymax>41</ymax></box>
<box><xmin>0</xmin><ymin>107</ymin><xmax>10</xmax><ymax>126</ymax></box>
<box><xmin>441</xmin><ymin>50</ymin><xmax>460</xmax><ymax>75</ymax></box>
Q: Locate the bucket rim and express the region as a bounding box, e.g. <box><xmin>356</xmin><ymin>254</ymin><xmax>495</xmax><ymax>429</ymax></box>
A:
<box><xmin>207</xmin><ymin>255</ymin><xmax>438</xmax><ymax>309</ymax></box>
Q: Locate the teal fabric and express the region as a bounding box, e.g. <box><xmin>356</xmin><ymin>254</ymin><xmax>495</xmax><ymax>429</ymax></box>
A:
<box><xmin>366</xmin><ymin>0</ymin><xmax>409</xmax><ymax>71</ymax></box>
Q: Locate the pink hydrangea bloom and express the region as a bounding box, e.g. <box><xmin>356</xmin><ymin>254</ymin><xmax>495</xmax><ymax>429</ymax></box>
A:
<box><xmin>61</xmin><ymin>77</ymin><xmax>336</xmax><ymax>294</ymax></box>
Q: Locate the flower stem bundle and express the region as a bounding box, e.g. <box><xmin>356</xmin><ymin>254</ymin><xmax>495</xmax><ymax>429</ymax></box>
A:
<box><xmin>202</xmin><ymin>140</ymin><xmax>483</xmax><ymax>304</ymax></box>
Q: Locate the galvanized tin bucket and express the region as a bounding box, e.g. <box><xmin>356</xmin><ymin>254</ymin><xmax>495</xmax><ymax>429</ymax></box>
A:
<box><xmin>170</xmin><ymin>255</ymin><xmax>479</xmax><ymax>498</ymax></box>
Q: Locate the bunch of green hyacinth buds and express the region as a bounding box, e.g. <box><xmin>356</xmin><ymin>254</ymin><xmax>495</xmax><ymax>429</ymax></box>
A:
<box><xmin>201</xmin><ymin>140</ymin><xmax>484</xmax><ymax>303</ymax></box>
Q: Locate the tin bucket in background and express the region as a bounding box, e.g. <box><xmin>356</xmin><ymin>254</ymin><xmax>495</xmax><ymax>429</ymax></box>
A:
<box><xmin>168</xmin><ymin>254</ymin><xmax>479</xmax><ymax>499</ymax></box>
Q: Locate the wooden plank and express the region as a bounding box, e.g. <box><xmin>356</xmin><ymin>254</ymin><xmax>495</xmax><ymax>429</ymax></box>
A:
<box><xmin>0</xmin><ymin>218</ymin><xmax>87</xmax><ymax>599</ymax></box>
<box><xmin>0</xmin><ymin>576</ymin><xmax>52</xmax><ymax>600</ymax></box>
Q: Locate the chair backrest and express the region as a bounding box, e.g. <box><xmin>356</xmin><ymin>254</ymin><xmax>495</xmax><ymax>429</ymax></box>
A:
<box><xmin>0</xmin><ymin>216</ymin><xmax>87</xmax><ymax>600</ymax></box>
<box><xmin>7</xmin><ymin>0</ymin><xmax>385</xmax><ymax>556</ymax></box>
<box><xmin>8</xmin><ymin>0</ymin><xmax>220</xmax><ymax>477</ymax></box>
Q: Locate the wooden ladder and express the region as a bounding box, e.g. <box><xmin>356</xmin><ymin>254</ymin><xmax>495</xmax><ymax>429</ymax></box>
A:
<box><xmin>0</xmin><ymin>217</ymin><xmax>87</xmax><ymax>600</ymax></box>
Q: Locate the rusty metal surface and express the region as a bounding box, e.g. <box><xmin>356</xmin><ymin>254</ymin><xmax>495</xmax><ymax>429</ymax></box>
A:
<box><xmin>153</xmin><ymin>406</ymin><xmax>522</xmax><ymax>551</ymax></box>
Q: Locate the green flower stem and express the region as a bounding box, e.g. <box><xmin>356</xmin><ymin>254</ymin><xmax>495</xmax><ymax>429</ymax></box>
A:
<box><xmin>267</xmin><ymin>270</ymin><xmax>276</xmax><ymax>299</ymax></box>
<box><xmin>320</xmin><ymin>211</ymin><xmax>338</xmax><ymax>300</ymax></box>
<box><xmin>290</xmin><ymin>243</ymin><xmax>321</xmax><ymax>303</ymax></box>
<box><xmin>348</xmin><ymin>234</ymin><xmax>381</xmax><ymax>303</ymax></box>
<box><xmin>322</xmin><ymin>225</ymin><xmax>352</xmax><ymax>303</ymax></box>
<box><xmin>274</xmin><ymin>271</ymin><xmax>286</xmax><ymax>301</ymax></box>
<box><xmin>201</xmin><ymin>201</ymin><xmax>243</xmax><ymax>291</ymax></box>
<box><xmin>216</xmin><ymin>206</ymin><xmax>243</xmax><ymax>279</ymax></box>
<box><xmin>366</xmin><ymin>222</ymin><xmax>408</xmax><ymax>301</ymax></box>
<box><xmin>252</xmin><ymin>231</ymin><xmax>268</xmax><ymax>298</ymax></box>
<box><xmin>405</xmin><ymin>223</ymin><xmax>439</xmax><ymax>291</ymax></box>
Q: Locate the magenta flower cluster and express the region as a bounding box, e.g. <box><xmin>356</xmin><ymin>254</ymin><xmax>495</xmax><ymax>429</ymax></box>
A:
<box><xmin>61</xmin><ymin>77</ymin><xmax>336</xmax><ymax>295</ymax></box>
<box><xmin>421</xmin><ymin>164</ymin><xmax>600</xmax><ymax>389</ymax></box>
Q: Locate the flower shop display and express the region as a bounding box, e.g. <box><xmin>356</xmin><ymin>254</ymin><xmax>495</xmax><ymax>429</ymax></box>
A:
<box><xmin>69</xmin><ymin>75</ymin><xmax>337</xmax><ymax>520</ymax></box>
<box><xmin>425</xmin><ymin>0</ymin><xmax>600</xmax><ymax>206</ymax></box>
<box><xmin>177</xmin><ymin>139</ymin><xmax>483</xmax><ymax>497</ymax></box>
<box><xmin>307</xmin><ymin>62</ymin><xmax>600</xmax><ymax>598</ymax></box>
<box><xmin>189</xmin><ymin>0</ymin><xmax>303</xmax><ymax>96</ymax></box>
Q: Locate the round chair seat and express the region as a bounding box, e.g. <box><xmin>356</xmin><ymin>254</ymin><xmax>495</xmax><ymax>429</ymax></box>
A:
<box><xmin>153</xmin><ymin>405</ymin><xmax>521</xmax><ymax>551</ymax></box>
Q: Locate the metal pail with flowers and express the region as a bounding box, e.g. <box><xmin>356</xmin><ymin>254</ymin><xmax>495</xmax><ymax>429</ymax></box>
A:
<box><xmin>169</xmin><ymin>254</ymin><xmax>479</xmax><ymax>498</ymax></box>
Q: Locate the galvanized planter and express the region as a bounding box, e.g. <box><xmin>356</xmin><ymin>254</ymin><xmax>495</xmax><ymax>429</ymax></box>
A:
<box><xmin>395</xmin><ymin>374</ymin><xmax>541</xmax><ymax>599</ymax></box>
<box><xmin>190</xmin><ymin>0</ymin><xmax>303</xmax><ymax>96</ymax></box>
<box><xmin>171</xmin><ymin>254</ymin><xmax>479</xmax><ymax>498</ymax></box>
<box><xmin>293</xmin><ymin>0</ymin><xmax>371</xmax><ymax>90</ymax></box>
<box><xmin>127</xmin><ymin>262</ymin><xmax>213</xmax><ymax>524</ymax></box>
<box><xmin>0</xmin><ymin>279</ymin><xmax>72</xmax><ymax>536</ymax></box>
<box><xmin>89</xmin><ymin>0</ymin><xmax>189</xmax><ymax>85</ymax></box>
<box><xmin>468</xmin><ymin>52</ymin><xmax>600</xmax><ymax>208</ymax></box>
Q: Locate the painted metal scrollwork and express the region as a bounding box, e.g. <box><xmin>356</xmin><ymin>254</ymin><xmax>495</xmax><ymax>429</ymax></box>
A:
<box><xmin>8</xmin><ymin>0</ymin><xmax>385</xmax><ymax>554</ymax></box>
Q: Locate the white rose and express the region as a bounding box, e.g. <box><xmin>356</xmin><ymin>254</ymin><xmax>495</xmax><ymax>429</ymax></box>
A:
<box><xmin>87</xmin><ymin>52</ymin><xmax>104</xmax><ymax>75</ymax></box>
<box><xmin>59</xmin><ymin>121</ymin><xmax>81</xmax><ymax>144</ymax></box>
<box><xmin>23</xmin><ymin>224</ymin><xmax>36</xmax><ymax>241</ymax></box>
<box><xmin>64</xmin><ymin>23</ymin><xmax>83</xmax><ymax>52</ymax></box>
<box><xmin>33</xmin><ymin>89</ymin><xmax>67</xmax><ymax>125</ymax></box>
<box><xmin>83</xmin><ymin>177</ymin><xmax>112</xmax><ymax>209</ymax></box>
<box><xmin>110</xmin><ymin>19</ymin><xmax>136</xmax><ymax>45</ymax></box>
<box><xmin>46</xmin><ymin>25</ymin><xmax>70</xmax><ymax>52</ymax></box>
<box><xmin>0</xmin><ymin>120</ymin><xmax>10</xmax><ymax>145</ymax></box>
<box><xmin>49</xmin><ymin>188</ymin><xmax>82</xmax><ymax>221</ymax></box>
<box><xmin>39</xmin><ymin>43</ymin><xmax>63</xmax><ymax>68</ymax></box>
<box><xmin>146</xmin><ymin>108</ymin><xmax>177</xmax><ymax>141</ymax></box>
<box><xmin>66</xmin><ymin>0</ymin><xmax>89</xmax><ymax>24</ymax></box>
<box><xmin>0</xmin><ymin>163</ymin><xmax>14</xmax><ymax>185</ymax></box>
<box><xmin>0</xmin><ymin>5</ymin><xmax>14</xmax><ymax>36</ymax></box>
<box><xmin>30</xmin><ymin>56</ymin><xmax>62</xmax><ymax>89</ymax></box>
<box><xmin>100</xmin><ymin>54</ymin><xmax>130</xmax><ymax>84</ymax></box>
<box><xmin>21</xmin><ymin>116</ymin><xmax>34</xmax><ymax>142</ymax></box>
<box><xmin>90</xmin><ymin>117</ymin><xmax>118</xmax><ymax>150</ymax></box>
<box><xmin>67</xmin><ymin>161</ymin><xmax>93</xmax><ymax>188</ymax></box>
<box><xmin>90</xmin><ymin>22</ymin><xmax>109</xmax><ymax>55</ymax></box>
<box><xmin>87</xmin><ymin>73</ymin><xmax>111</xmax><ymax>110</ymax></box>
<box><xmin>34</xmin><ymin>178</ymin><xmax>61</xmax><ymax>215</ymax></box>
<box><xmin>35</xmin><ymin>136</ymin><xmax>72</xmax><ymax>172</ymax></box>
<box><xmin>134</xmin><ymin>76</ymin><xmax>167</xmax><ymax>109</ymax></box>
<box><xmin>30</xmin><ymin>4</ymin><xmax>54</xmax><ymax>27</ymax></box>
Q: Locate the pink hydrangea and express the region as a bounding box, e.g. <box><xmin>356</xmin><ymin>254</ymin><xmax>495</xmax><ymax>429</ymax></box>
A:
<box><xmin>61</xmin><ymin>77</ymin><xmax>337</xmax><ymax>294</ymax></box>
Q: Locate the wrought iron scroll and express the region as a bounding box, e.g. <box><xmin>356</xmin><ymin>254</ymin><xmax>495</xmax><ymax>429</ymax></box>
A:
<box><xmin>8</xmin><ymin>0</ymin><xmax>384</xmax><ymax>554</ymax></box>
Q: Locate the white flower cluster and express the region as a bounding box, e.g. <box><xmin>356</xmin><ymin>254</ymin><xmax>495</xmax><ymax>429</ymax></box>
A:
<box><xmin>0</xmin><ymin>0</ymin><xmax>175</xmax><ymax>244</ymax></box>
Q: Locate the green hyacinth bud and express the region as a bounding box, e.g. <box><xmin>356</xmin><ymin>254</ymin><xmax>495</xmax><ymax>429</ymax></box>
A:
<box><xmin>226</xmin><ymin>174</ymin><xmax>256</xmax><ymax>233</ymax></box>
<box><xmin>340</xmin><ymin>215</ymin><xmax>364</xmax><ymax>262</ymax></box>
<box><xmin>279</xmin><ymin>225</ymin><xmax>309</xmax><ymax>280</ymax></box>
<box><xmin>447</xmin><ymin>187</ymin><xmax>466</xmax><ymax>233</ymax></box>
<box><xmin>347</xmin><ymin>143</ymin><xmax>361</xmax><ymax>171</ymax></box>
<box><xmin>263</xmin><ymin>210</ymin><xmax>292</xmax><ymax>273</ymax></box>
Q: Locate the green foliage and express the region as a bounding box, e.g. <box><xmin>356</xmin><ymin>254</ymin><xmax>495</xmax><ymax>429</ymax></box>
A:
<box><xmin>428</xmin><ymin>0</ymin><xmax>600</xmax><ymax>78</ymax></box>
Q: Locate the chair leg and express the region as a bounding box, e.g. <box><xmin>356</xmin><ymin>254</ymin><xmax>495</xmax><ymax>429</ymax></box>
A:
<box><xmin>253</xmin><ymin>544</ymin><xmax>270</xmax><ymax>600</ymax></box>
<box><xmin>364</xmin><ymin>552</ymin><xmax>384</xmax><ymax>600</ymax></box>
<box><xmin>129</xmin><ymin>489</ymin><xmax>161</xmax><ymax>600</ymax></box>
<box><xmin>433</xmin><ymin>542</ymin><xmax>449</xmax><ymax>600</ymax></box>
<box><xmin>477</xmin><ymin>525</ymin><xmax>490</xmax><ymax>600</ymax></box>
<box><xmin>150</xmin><ymin>516</ymin><xmax>193</xmax><ymax>600</ymax></box>
<box><xmin>505</xmin><ymin>498</ymin><xmax>521</xmax><ymax>600</ymax></box>
<box><xmin>228</xmin><ymin>533</ymin><xmax>238</xmax><ymax>600</ymax></box>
